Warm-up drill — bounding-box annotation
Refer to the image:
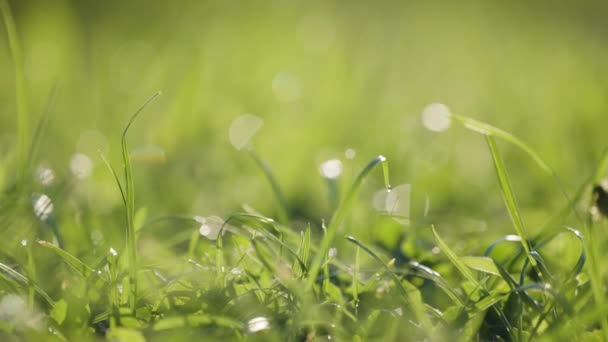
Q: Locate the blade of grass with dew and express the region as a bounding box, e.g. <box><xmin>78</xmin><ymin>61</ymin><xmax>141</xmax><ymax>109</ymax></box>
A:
<box><xmin>305</xmin><ymin>155</ymin><xmax>388</xmax><ymax>291</ymax></box>
<box><xmin>345</xmin><ymin>235</ymin><xmax>432</xmax><ymax>332</ymax></box>
<box><xmin>248</xmin><ymin>150</ymin><xmax>290</xmax><ymax>224</ymax></box>
<box><xmin>0</xmin><ymin>261</ymin><xmax>54</xmax><ymax>307</ymax></box>
<box><xmin>36</xmin><ymin>240</ymin><xmax>94</xmax><ymax>278</ymax></box>
<box><xmin>121</xmin><ymin>91</ymin><xmax>161</xmax><ymax>313</ymax></box>
<box><xmin>1</xmin><ymin>0</ymin><xmax>28</xmax><ymax>189</ymax></box>
<box><xmin>486</xmin><ymin>135</ymin><xmax>536</xmax><ymax>268</ymax></box>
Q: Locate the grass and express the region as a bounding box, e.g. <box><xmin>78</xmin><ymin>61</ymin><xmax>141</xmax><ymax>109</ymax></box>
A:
<box><xmin>2</xmin><ymin>2</ymin><xmax>608</xmax><ymax>341</ymax></box>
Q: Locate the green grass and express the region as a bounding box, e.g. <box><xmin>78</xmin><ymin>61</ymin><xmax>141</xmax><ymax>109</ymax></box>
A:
<box><xmin>2</xmin><ymin>1</ymin><xmax>608</xmax><ymax>341</ymax></box>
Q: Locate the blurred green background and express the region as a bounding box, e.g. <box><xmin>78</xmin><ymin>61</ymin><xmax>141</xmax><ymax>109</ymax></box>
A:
<box><xmin>1</xmin><ymin>0</ymin><xmax>607</xmax><ymax>254</ymax></box>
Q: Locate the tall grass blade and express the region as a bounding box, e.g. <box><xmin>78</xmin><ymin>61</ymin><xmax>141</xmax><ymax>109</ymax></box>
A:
<box><xmin>451</xmin><ymin>113</ymin><xmax>580</xmax><ymax>224</ymax></box>
<box><xmin>486</xmin><ymin>136</ymin><xmax>536</xmax><ymax>267</ymax></box>
<box><xmin>121</xmin><ymin>91</ymin><xmax>161</xmax><ymax>312</ymax></box>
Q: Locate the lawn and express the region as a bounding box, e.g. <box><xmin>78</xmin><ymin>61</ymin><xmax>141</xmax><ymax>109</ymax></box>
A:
<box><xmin>1</xmin><ymin>1</ymin><xmax>608</xmax><ymax>341</ymax></box>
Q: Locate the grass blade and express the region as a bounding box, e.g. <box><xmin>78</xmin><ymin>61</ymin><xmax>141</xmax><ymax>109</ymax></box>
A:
<box><xmin>0</xmin><ymin>261</ymin><xmax>54</xmax><ymax>307</ymax></box>
<box><xmin>121</xmin><ymin>91</ymin><xmax>161</xmax><ymax>312</ymax></box>
<box><xmin>100</xmin><ymin>152</ymin><xmax>126</xmax><ymax>205</ymax></box>
<box><xmin>431</xmin><ymin>225</ymin><xmax>482</xmax><ymax>290</ymax></box>
<box><xmin>451</xmin><ymin>113</ymin><xmax>580</xmax><ymax>224</ymax></box>
<box><xmin>486</xmin><ymin>135</ymin><xmax>536</xmax><ymax>267</ymax></box>
<box><xmin>431</xmin><ymin>226</ymin><xmax>517</xmax><ymax>340</ymax></box>
<box><xmin>36</xmin><ymin>240</ymin><xmax>94</xmax><ymax>278</ymax></box>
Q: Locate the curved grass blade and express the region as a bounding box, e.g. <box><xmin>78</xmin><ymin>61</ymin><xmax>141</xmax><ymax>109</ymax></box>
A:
<box><xmin>306</xmin><ymin>155</ymin><xmax>388</xmax><ymax>291</ymax></box>
<box><xmin>532</xmin><ymin>226</ymin><xmax>585</xmax><ymax>281</ymax></box>
<box><xmin>37</xmin><ymin>240</ymin><xmax>94</xmax><ymax>278</ymax></box>
<box><xmin>345</xmin><ymin>235</ymin><xmax>431</xmax><ymax>331</ymax></box>
<box><xmin>406</xmin><ymin>260</ymin><xmax>465</xmax><ymax>307</ymax></box>
<box><xmin>484</xmin><ymin>234</ymin><xmax>522</xmax><ymax>257</ymax></box>
<box><xmin>0</xmin><ymin>261</ymin><xmax>54</xmax><ymax>307</ymax></box>
<box><xmin>121</xmin><ymin>91</ymin><xmax>161</xmax><ymax>313</ymax></box>
<box><xmin>451</xmin><ymin>113</ymin><xmax>580</xmax><ymax>224</ymax></box>
<box><xmin>100</xmin><ymin>152</ymin><xmax>126</xmax><ymax>205</ymax></box>
<box><xmin>486</xmin><ymin>136</ymin><xmax>536</xmax><ymax>267</ymax></box>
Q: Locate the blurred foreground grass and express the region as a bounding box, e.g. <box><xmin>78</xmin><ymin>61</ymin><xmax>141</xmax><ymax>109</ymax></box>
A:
<box><xmin>1</xmin><ymin>0</ymin><xmax>608</xmax><ymax>340</ymax></box>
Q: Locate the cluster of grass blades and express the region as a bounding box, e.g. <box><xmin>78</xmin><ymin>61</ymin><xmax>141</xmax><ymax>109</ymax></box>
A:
<box><xmin>0</xmin><ymin>95</ymin><xmax>606</xmax><ymax>340</ymax></box>
<box><xmin>3</xmin><ymin>2</ymin><xmax>608</xmax><ymax>340</ymax></box>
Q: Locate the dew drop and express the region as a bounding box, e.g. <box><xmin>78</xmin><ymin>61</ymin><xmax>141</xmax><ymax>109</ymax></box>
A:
<box><xmin>247</xmin><ymin>316</ymin><xmax>270</xmax><ymax>333</ymax></box>
<box><xmin>32</xmin><ymin>193</ymin><xmax>53</xmax><ymax>221</ymax></box>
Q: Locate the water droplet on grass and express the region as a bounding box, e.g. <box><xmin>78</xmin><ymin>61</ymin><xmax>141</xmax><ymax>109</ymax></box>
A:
<box><xmin>198</xmin><ymin>216</ymin><xmax>225</xmax><ymax>240</ymax></box>
<box><xmin>32</xmin><ymin>193</ymin><xmax>53</xmax><ymax>221</ymax></box>
<box><xmin>247</xmin><ymin>316</ymin><xmax>270</xmax><ymax>333</ymax></box>
<box><xmin>421</xmin><ymin>103</ymin><xmax>451</xmax><ymax>132</ymax></box>
<box><xmin>328</xmin><ymin>247</ymin><xmax>338</xmax><ymax>258</ymax></box>
<box><xmin>372</xmin><ymin>184</ymin><xmax>410</xmax><ymax>224</ymax></box>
